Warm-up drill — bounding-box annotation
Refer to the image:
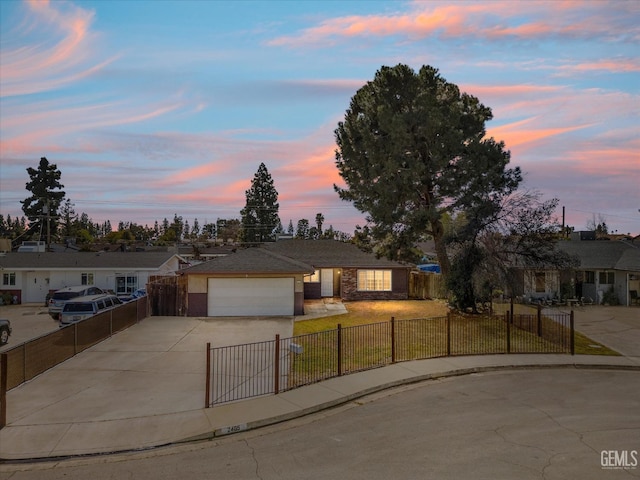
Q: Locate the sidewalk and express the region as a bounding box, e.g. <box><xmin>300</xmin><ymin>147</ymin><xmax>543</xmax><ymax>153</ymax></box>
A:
<box><xmin>1</xmin><ymin>305</ymin><xmax>638</xmax><ymax>461</ymax></box>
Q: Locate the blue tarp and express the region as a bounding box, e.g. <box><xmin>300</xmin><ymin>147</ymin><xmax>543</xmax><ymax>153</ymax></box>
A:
<box><xmin>417</xmin><ymin>264</ymin><xmax>441</xmax><ymax>273</ymax></box>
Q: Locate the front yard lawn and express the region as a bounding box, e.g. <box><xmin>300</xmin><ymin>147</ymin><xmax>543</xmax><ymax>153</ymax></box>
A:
<box><xmin>294</xmin><ymin>299</ymin><xmax>449</xmax><ymax>334</ymax></box>
<box><xmin>293</xmin><ymin>300</ymin><xmax>619</xmax><ymax>356</ymax></box>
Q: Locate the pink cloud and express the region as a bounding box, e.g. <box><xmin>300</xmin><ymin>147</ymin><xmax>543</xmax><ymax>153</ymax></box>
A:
<box><xmin>553</xmin><ymin>58</ymin><xmax>640</xmax><ymax>76</ymax></box>
<box><xmin>0</xmin><ymin>97</ymin><xmax>186</xmax><ymax>157</ymax></box>
<box><xmin>462</xmin><ymin>84</ymin><xmax>564</xmax><ymax>99</ymax></box>
<box><xmin>562</xmin><ymin>145</ymin><xmax>640</xmax><ymax>174</ymax></box>
<box><xmin>488</xmin><ymin>118</ymin><xmax>595</xmax><ymax>149</ymax></box>
<box><xmin>268</xmin><ymin>1</ymin><xmax>636</xmax><ymax>47</ymax></box>
<box><xmin>1</xmin><ymin>0</ymin><xmax>113</xmax><ymax>97</ymax></box>
<box><xmin>155</xmin><ymin>162</ymin><xmax>229</xmax><ymax>188</ymax></box>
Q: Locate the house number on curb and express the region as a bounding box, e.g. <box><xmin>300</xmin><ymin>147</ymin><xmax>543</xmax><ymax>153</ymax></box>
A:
<box><xmin>217</xmin><ymin>423</ymin><xmax>248</xmax><ymax>436</ymax></box>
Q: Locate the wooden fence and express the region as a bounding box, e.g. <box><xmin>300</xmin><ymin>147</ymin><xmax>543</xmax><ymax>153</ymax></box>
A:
<box><xmin>409</xmin><ymin>271</ymin><xmax>445</xmax><ymax>299</ymax></box>
<box><xmin>148</xmin><ymin>275</ymin><xmax>187</xmax><ymax>316</ymax></box>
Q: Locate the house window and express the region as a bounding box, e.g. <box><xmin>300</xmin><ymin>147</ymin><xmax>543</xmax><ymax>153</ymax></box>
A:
<box><xmin>357</xmin><ymin>270</ymin><xmax>392</xmax><ymax>291</ymax></box>
<box><xmin>2</xmin><ymin>272</ymin><xmax>16</xmax><ymax>286</ymax></box>
<box><xmin>304</xmin><ymin>270</ymin><xmax>320</xmax><ymax>283</ymax></box>
<box><xmin>534</xmin><ymin>272</ymin><xmax>546</xmax><ymax>293</ymax></box>
<box><xmin>598</xmin><ymin>271</ymin><xmax>614</xmax><ymax>285</ymax></box>
<box><xmin>81</xmin><ymin>273</ymin><xmax>94</xmax><ymax>285</ymax></box>
<box><xmin>584</xmin><ymin>271</ymin><xmax>595</xmax><ymax>283</ymax></box>
<box><xmin>116</xmin><ymin>274</ymin><xmax>138</xmax><ymax>295</ymax></box>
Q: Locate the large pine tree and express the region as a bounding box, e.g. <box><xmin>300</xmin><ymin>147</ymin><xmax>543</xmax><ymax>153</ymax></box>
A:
<box><xmin>21</xmin><ymin>157</ymin><xmax>66</xmax><ymax>242</ymax></box>
<box><xmin>241</xmin><ymin>163</ymin><xmax>280</xmax><ymax>243</ymax></box>
<box><xmin>334</xmin><ymin>64</ymin><xmax>521</xmax><ymax>275</ymax></box>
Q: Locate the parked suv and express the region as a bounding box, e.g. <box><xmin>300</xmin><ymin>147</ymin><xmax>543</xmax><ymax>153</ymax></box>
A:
<box><xmin>59</xmin><ymin>294</ymin><xmax>123</xmax><ymax>327</ymax></box>
<box><xmin>48</xmin><ymin>286</ymin><xmax>105</xmax><ymax>319</ymax></box>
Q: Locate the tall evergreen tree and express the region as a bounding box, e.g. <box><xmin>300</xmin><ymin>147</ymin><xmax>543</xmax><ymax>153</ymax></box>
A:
<box><xmin>334</xmin><ymin>65</ymin><xmax>521</xmax><ymax>275</ymax></box>
<box><xmin>58</xmin><ymin>199</ymin><xmax>78</xmax><ymax>239</ymax></box>
<box><xmin>241</xmin><ymin>163</ymin><xmax>280</xmax><ymax>242</ymax></box>
<box><xmin>191</xmin><ymin>218</ymin><xmax>200</xmax><ymax>239</ymax></box>
<box><xmin>296</xmin><ymin>219</ymin><xmax>310</xmax><ymax>239</ymax></box>
<box><xmin>314</xmin><ymin>213</ymin><xmax>325</xmax><ymax>239</ymax></box>
<box><xmin>21</xmin><ymin>157</ymin><xmax>66</xmax><ymax>243</ymax></box>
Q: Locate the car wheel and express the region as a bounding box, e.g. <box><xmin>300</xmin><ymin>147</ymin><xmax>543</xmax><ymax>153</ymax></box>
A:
<box><xmin>0</xmin><ymin>327</ymin><xmax>9</xmax><ymax>346</ymax></box>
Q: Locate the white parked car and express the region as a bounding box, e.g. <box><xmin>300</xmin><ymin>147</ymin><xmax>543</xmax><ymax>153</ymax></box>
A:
<box><xmin>59</xmin><ymin>294</ymin><xmax>122</xmax><ymax>327</ymax></box>
<box><xmin>48</xmin><ymin>286</ymin><xmax>105</xmax><ymax>319</ymax></box>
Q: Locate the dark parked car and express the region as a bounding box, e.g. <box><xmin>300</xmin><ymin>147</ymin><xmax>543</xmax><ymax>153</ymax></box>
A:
<box><xmin>119</xmin><ymin>288</ymin><xmax>147</xmax><ymax>302</ymax></box>
<box><xmin>48</xmin><ymin>286</ymin><xmax>105</xmax><ymax>319</ymax></box>
<box><xmin>0</xmin><ymin>319</ymin><xmax>11</xmax><ymax>346</ymax></box>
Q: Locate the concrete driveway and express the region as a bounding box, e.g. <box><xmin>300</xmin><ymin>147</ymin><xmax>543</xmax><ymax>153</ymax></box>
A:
<box><xmin>0</xmin><ymin>304</ymin><xmax>58</xmax><ymax>352</ymax></box>
<box><xmin>4</xmin><ymin>315</ymin><xmax>294</xmax><ymax>428</ymax></box>
<box><xmin>573</xmin><ymin>306</ymin><xmax>640</xmax><ymax>360</ymax></box>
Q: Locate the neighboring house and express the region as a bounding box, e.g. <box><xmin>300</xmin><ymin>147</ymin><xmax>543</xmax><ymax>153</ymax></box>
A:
<box><xmin>0</xmin><ymin>252</ymin><xmax>185</xmax><ymax>303</ymax></box>
<box><xmin>264</xmin><ymin>239</ymin><xmax>412</xmax><ymax>302</ymax></box>
<box><xmin>179</xmin><ymin>247</ymin><xmax>314</xmax><ymax>316</ymax></box>
<box><xmin>520</xmin><ymin>269</ymin><xmax>561</xmax><ymax>303</ymax></box>
<box><xmin>518</xmin><ymin>238</ymin><xmax>640</xmax><ymax>306</ymax></box>
<box><xmin>557</xmin><ymin>239</ymin><xmax>640</xmax><ymax>306</ymax></box>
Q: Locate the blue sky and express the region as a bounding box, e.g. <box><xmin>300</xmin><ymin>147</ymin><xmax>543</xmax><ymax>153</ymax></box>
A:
<box><xmin>1</xmin><ymin>0</ymin><xmax>639</xmax><ymax>235</ymax></box>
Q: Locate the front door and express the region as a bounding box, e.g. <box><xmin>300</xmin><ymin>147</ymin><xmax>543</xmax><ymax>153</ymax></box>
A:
<box><xmin>321</xmin><ymin>269</ymin><xmax>333</xmax><ymax>297</ymax></box>
<box><xmin>25</xmin><ymin>271</ymin><xmax>49</xmax><ymax>303</ymax></box>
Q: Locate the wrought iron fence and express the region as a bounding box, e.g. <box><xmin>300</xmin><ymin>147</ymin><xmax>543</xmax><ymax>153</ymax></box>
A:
<box><xmin>206</xmin><ymin>311</ymin><xmax>574</xmax><ymax>407</ymax></box>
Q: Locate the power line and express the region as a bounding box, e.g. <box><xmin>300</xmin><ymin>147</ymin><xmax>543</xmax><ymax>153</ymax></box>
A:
<box><xmin>569</xmin><ymin>208</ymin><xmax>640</xmax><ymax>222</ymax></box>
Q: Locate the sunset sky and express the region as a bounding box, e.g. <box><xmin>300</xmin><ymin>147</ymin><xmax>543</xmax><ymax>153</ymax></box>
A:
<box><xmin>1</xmin><ymin>0</ymin><xmax>638</xmax><ymax>236</ymax></box>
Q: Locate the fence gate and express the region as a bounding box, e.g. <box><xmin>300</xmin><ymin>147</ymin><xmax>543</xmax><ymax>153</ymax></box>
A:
<box><xmin>148</xmin><ymin>275</ymin><xmax>187</xmax><ymax>316</ymax></box>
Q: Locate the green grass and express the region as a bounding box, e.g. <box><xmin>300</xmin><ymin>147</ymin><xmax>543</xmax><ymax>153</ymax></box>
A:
<box><xmin>293</xmin><ymin>300</ymin><xmax>619</xmax><ymax>356</ymax></box>
<box><xmin>285</xmin><ymin>300</ymin><xmax>620</xmax><ymax>389</ymax></box>
<box><xmin>295</xmin><ymin>299</ymin><xmax>449</xmax><ymax>334</ymax></box>
<box><xmin>574</xmin><ymin>331</ymin><xmax>620</xmax><ymax>356</ymax></box>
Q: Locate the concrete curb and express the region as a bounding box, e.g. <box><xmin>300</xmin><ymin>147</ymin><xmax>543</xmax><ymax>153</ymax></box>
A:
<box><xmin>184</xmin><ymin>362</ymin><xmax>640</xmax><ymax>442</ymax></box>
<box><xmin>2</xmin><ymin>359</ymin><xmax>638</xmax><ymax>464</ymax></box>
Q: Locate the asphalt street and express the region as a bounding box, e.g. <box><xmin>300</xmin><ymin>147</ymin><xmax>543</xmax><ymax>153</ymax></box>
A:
<box><xmin>1</xmin><ymin>368</ymin><xmax>638</xmax><ymax>480</ymax></box>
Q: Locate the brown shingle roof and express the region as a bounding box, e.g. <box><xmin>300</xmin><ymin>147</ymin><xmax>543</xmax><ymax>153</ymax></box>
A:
<box><xmin>0</xmin><ymin>252</ymin><xmax>179</xmax><ymax>270</ymax></box>
<box><xmin>264</xmin><ymin>239</ymin><xmax>410</xmax><ymax>269</ymax></box>
<box><xmin>180</xmin><ymin>247</ymin><xmax>314</xmax><ymax>275</ymax></box>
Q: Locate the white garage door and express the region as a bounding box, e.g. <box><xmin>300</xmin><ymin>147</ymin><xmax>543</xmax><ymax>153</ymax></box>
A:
<box><xmin>207</xmin><ymin>278</ymin><xmax>295</xmax><ymax>316</ymax></box>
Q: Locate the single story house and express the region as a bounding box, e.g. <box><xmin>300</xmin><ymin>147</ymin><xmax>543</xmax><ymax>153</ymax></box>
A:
<box><xmin>518</xmin><ymin>238</ymin><xmax>640</xmax><ymax>306</ymax></box>
<box><xmin>178</xmin><ymin>240</ymin><xmax>412</xmax><ymax>317</ymax></box>
<box><xmin>0</xmin><ymin>252</ymin><xmax>185</xmax><ymax>304</ymax></box>
<box><xmin>179</xmin><ymin>247</ymin><xmax>314</xmax><ymax>316</ymax></box>
<box><xmin>264</xmin><ymin>239</ymin><xmax>412</xmax><ymax>302</ymax></box>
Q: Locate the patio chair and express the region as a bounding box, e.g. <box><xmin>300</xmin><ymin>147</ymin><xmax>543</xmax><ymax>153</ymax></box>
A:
<box><xmin>581</xmin><ymin>296</ymin><xmax>594</xmax><ymax>306</ymax></box>
<box><xmin>630</xmin><ymin>290</ymin><xmax>639</xmax><ymax>306</ymax></box>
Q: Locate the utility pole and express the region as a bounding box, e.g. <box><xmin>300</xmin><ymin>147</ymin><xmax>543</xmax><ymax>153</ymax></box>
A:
<box><xmin>40</xmin><ymin>198</ymin><xmax>55</xmax><ymax>252</ymax></box>
<box><xmin>46</xmin><ymin>199</ymin><xmax>51</xmax><ymax>251</ymax></box>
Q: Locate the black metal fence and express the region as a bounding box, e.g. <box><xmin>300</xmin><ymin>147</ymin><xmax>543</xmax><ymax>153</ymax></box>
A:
<box><xmin>206</xmin><ymin>311</ymin><xmax>574</xmax><ymax>407</ymax></box>
<box><xmin>0</xmin><ymin>298</ymin><xmax>148</xmax><ymax>429</ymax></box>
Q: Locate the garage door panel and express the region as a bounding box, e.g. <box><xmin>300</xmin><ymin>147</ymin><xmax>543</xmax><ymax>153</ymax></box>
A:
<box><xmin>208</xmin><ymin>278</ymin><xmax>294</xmax><ymax>316</ymax></box>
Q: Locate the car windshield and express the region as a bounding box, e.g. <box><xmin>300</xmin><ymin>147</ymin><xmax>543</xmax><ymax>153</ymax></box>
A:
<box><xmin>53</xmin><ymin>292</ymin><xmax>83</xmax><ymax>300</ymax></box>
<box><xmin>64</xmin><ymin>303</ymin><xmax>94</xmax><ymax>313</ymax></box>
